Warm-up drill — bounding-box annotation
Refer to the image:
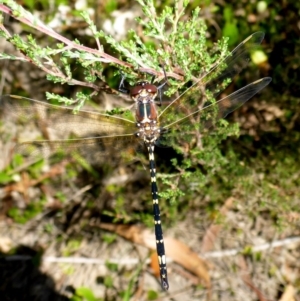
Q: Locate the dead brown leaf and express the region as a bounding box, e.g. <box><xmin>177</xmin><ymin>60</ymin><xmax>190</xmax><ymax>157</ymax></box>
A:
<box><xmin>279</xmin><ymin>284</ymin><xmax>296</xmax><ymax>301</ymax></box>
<box><xmin>238</xmin><ymin>256</ymin><xmax>270</xmax><ymax>301</ymax></box>
<box><xmin>149</xmin><ymin>251</ymin><xmax>160</xmax><ymax>278</ymax></box>
<box><xmin>201</xmin><ymin>197</ymin><xmax>234</xmax><ymax>253</ymax></box>
<box><xmin>98</xmin><ymin>223</ymin><xmax>210</xmax><ymax>288</ymax></box>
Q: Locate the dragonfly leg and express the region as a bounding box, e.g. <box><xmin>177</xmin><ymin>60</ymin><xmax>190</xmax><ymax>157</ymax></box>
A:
<box><xmin>156</xmin><ymin>65</ymin><xmax>168</xmax><ymax>106</ymax></box>
<box><xmin>118</xmin><ymin>73</ymin><xmax>130</xmax><ymax>94</ymax></box>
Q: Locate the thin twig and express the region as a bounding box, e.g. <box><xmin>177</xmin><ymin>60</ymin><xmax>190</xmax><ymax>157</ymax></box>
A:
<box><xmin>5</xmin><ymin>236</ymin><xmax>300</xmax><ymax>264</ymax></box>
<box><xmin>0</xmin><ymin>4</ymin><xmax>183</xmax><ymax>81</ymax></box>
<box><xmin>202</xmin><ymin>236</ymin><xmax>300</xmax><ymax>258</ymax></box>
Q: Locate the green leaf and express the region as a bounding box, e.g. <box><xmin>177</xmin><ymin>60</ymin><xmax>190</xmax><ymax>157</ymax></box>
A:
<box><xmin>223</xmin><ymin>6</ymin><xmax>233</xmax><ymax>21</ymax></box>
<box><xmin>147</xmin><ymin>290</ymin><xmax>159</xmax><ymax>300</ymax></box>
<box><xmin>0</xmin><ymin>172</ymin><xmax>12</xmax><ymax>184</ymax></box>
<box><xmin>105</xmin><ymin>261</ymin><xmax>118</xmax><ymax>272</ymax></box>
<box><xmin>103</xmin><ymin>275</ymin><xmax>114</xmax><ymax>288</ymax></box>
<box><xmin>222</xmin><ymin>22</ymin><xmax>239</xmax><ymax>46</ymax></box>
<box><xmin>105</xmin><ymin>0</ymin><xmax>118</xmax><ymax>14</ymax></box>
<box><xmin>76</xmin><ymin>287</ymin><xmax>96</xmax><ymax>301</ymax></box>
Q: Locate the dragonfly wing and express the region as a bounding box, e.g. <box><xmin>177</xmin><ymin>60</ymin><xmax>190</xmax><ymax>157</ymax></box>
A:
<box><xmin>158</xmin><ymin>78</ymin><xmax>271</xmax><ymax>147</ymax></box>
<box><xmin>14</xmin><ymin>134</ymin><xmax>140</xmax><ymax>164</ymax></box>
<box><xmin>0</xmin><ymin>95</ymin><xmax>136</xmax><ymax>139</ymax></box>
<box><xmin>199</xmin><ymin>77</ymin><xmax>272</xmax><ymax>130</ymax></box>
<box><xmin>0</xmin><ymin>95</ymin><xmax>140</xmax><ymax>163</ymax></box>
<box><xmin>158</xmin><ymin>32</ymin><xmax>266</xmax><ymax>124</ymax></box>
<box><xmin>204</xmin><ymin>32</ymin><xmax>265</xmax><ymax>97</ymax></box>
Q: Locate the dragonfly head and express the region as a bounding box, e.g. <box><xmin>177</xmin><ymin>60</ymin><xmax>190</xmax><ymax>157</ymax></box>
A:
<box><xmin>130</xmin><ymin>81</ymin><xmax>158</xmax><ymax>102</ymax></box>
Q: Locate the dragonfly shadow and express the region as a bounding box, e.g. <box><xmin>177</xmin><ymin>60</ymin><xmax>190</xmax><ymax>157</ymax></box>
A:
<box><xmin>0</xmin><ymin>245</ymin><xmax>69</xmax><ymax>301</ymax></box>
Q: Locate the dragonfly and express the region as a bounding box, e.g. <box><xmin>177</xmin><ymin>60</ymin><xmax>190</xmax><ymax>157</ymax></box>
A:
<box><xmin>0</xmin><ymin>32</ymin><xmax>271</xmax><ymax>290</ymax></box>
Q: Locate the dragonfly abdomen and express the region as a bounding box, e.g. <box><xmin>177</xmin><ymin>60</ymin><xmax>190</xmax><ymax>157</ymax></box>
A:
<box><xmin>147</xmin><ymin>144</ymin><xmax>169</xmax><ymax>290</ymax></box>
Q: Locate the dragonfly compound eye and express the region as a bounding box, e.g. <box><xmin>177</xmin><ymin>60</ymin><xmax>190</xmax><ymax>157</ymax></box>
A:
<box><xmin>144</xmin><ymin>83</ymin><xmax>158</xmax><ymax>94</ymax></box>
<box><xmin>131</xmin><ymin>82</ymin><xmax>157</xmax><ymax>97</ymax></box>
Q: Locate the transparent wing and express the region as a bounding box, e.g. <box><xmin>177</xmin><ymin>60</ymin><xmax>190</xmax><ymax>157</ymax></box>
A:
<box><xmin>0</xmin><ymin>95</ymin><xmax>139</xmax><ymax>161</ymax></box>
<box><xmin>15</xmin><ymin>135</ymin><xmax>140</xmax><ymax>164</ymax></box>
<box><xmin>157</xmin><ymin>78</ymin><xmax>272</xmax><ymax>147</ymax></box>
<box><xmin>204</xmin><ymin>32</ymin><xmax>266</xmax><ymax>96</ymax></box>
<box><xmin>0</xmin><ymin>95</ymin><xmax>136</xmax><ymax>138</ymax></box>
<box><xmin>159</xmin><ymin>32</ymin><xmax>266</xmax><ymax>124</ymax></box>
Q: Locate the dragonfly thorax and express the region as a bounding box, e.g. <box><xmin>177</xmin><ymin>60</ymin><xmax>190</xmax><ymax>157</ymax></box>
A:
<box><xmin>136</xmin><ymin>120</ymin><xmax>161</xmax><ymax>145</ymax></box>
<box><xmin>131</xmin><ymin>81</ymin><xmax>161</xmax><ymax>144</ymax></box>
